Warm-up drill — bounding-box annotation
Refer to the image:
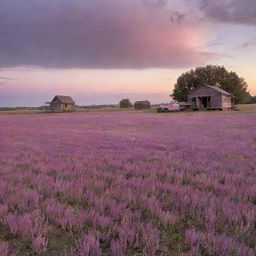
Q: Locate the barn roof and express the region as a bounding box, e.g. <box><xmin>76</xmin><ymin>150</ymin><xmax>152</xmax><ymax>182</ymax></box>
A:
<box><xmin>51</xmin><ymin>95</ymin><xmax>75</xmax><ymax>104</ymax></box>
<box><xmin>134</xmin><ymin>100</ymin><xmax>150</xmax><ymax>104</ymax></box>
<box><xmin>190</xmin><ymin>85</ymin><xmax>232</xmax><ymax>96</ymax></box>
<box><xmin>205</xmin><ymin>85</ymin><xmax>231</xmax><ymax>96</ymax></box>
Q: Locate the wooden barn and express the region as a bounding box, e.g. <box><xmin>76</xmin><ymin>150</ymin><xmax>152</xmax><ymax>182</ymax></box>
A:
<box><xmin>188</xmin><ymin>85</ymin><xmax>234</xmax><ymax>110</ymax></box>
<box><xmin>134</xmin><ymin>100</ymin><xmax>151</xmax><ymax>110</ymax></box>
<box><xmin>48</xmin><ymin>95</ymin><xmax>75</xmax><ymax>112</ymax></box>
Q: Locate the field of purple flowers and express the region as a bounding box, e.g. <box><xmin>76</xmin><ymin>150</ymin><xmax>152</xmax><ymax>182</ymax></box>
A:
<box><xmin>0</xmin><ymin>111</ymin><xmax>255</xmax><ymax>256</ymax></box>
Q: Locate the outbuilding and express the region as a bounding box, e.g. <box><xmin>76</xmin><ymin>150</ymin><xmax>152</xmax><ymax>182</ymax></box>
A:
<box><xmin>134</xmin><ymin>100</ymin><xmax>151</xmax><ymax>110</ymax></box>
<box><xmin>188</xmin><ymin>85</ymin><xmax>234</xmax><ymax>110</ymax></box>
<box><xmin>48</xmin><ymin>95</ymin><xmax>75</xmax><ymax>112</ymax></box>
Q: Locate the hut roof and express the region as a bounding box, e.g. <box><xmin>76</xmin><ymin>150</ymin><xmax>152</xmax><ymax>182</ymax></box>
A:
<box><xmin>134</xmin><ymin>100</ymin><xmax>150</xmax><ymax>104</ymax></box>
<box><xmin>51</xmin><ymin>95</ymin><xmax>75</xmax><ymax>104</ymax></box>
<box><xmin>205</xmin><ymin>85</ymin><xmax>232</xmax><ymax>96</ymax></box>
<box><xmin>190</xmin><ymin>85</ymin><xmax>232</xmax><ymax>96</ymax></box>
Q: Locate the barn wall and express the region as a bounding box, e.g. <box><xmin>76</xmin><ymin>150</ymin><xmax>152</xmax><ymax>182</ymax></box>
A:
<box><xmin>64</xmin><ymin>104</ymin><xmax>75</xmax><ymax>110</ymax></box>
<box><xmin>134</xmin><ymin>103</ymin><xmax>151</xmax><ymax>110</ymax></box>
<box><xmin>221</xmin><ymin>95</ymin><xmax>233</xmax><ymax>109</ymax></box>
<box><xmin>50</xmin><ymin>103</ymin><xmax>62</xmax><ymax>112</ymax></box>
<box><xmin>50</xmin><ymin>103</ymin><xmax>75</xmax><ymax>112</ymax></box>
<box><xmin>188</xmin><ymin>87</ymin><xmax>224</xmax><ymax>109</ymax></box>
<box><xmin>211</xmin><ymin>94</ymin><xmax>222</xmax><ymax>109</ymax></box>
<box><xmin>188</xmin><ymin>87</ymin><xmax>219</xmax><ymax>99</ymax></box>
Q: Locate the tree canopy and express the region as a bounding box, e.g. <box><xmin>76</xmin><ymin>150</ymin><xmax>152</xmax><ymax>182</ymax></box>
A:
<box><xmin>119</xmin><ymin>98</ymin><xmax>132</xmax><ymax>108</ymax></box>
<box><xmin>172</xmin><ymin>65</ymin><xmax>251</xmax><ymax>104</ymax></box>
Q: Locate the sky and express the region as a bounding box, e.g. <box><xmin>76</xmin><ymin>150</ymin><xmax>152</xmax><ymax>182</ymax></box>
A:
<box><xmin>0</xmin><ymin>0</ymin><xmax>256</xmax><ymax>107</ymax></box>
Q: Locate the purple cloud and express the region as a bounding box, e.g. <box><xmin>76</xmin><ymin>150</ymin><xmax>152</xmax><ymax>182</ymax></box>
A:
<box><xmin>0</xmin><ymin>0</ymin><xmax>214</xmax><ymax>69</ymax></box>
<box><xmin>200</xmin><ymin>0</ymin><xmax>256</xmax><ymax>26</ymax></box>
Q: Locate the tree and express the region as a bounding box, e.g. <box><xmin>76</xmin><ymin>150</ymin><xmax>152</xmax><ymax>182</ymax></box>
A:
<box><xmin>172</xmin><ymin>65</ymin><xmax>251</xmax><ymax>104</ymax></box>
<box><xmin>249</xmin><ymin>96</ymin><xmax>256</xmax><ymax>104</ymax></box>
<box><xmin>119</xmin><ymin>98</ymin><xmax>132</xmax><ymax>108</ymax></box>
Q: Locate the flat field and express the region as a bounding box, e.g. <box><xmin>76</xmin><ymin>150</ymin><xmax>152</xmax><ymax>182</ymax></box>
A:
<box><xmin>0</xmin><ymin>109</ymin><xmax>255</xmax><ymax>255</ymax></box>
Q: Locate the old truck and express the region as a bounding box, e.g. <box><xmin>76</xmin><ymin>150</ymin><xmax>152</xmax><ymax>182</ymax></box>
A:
<box><xmin>157</xmin><ymin>102</ymin><xmax>190</xmax><ymax>113</ymax></box>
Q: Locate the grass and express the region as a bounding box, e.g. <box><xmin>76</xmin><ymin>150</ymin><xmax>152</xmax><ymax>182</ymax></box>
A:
<box><xmin>1</xmin><ymin>104</ymin><xmax>255</xmax><ymax>115</ymax></box>
<box><xmin>0</xmin><ymin>104</ymin><xmax>255</xmax><ymax>255</ymax></box>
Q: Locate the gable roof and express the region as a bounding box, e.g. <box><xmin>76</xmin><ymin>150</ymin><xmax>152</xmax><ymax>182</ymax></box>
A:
<box><xmin>134</xmin><ymin>100</ymin><xmax>150</xmax><ymax>104</ymax></box>
<box><xmin>51</xmin><ymin>95</ymin><xmax>75</xmax><ymax>104</ymax></box>
<box><xmin>190</xmin><ymin>85</ymin><xmax>232</xmax><ymax>96</ymax></box>
<box><xmin>205</xmin><ymin>85</ymin><xmax>231</xmax><ymax>96</ymax></box>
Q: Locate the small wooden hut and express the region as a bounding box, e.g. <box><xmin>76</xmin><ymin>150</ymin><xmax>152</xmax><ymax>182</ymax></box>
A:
<box><xmin>47</xmin><ymin>95</ymin><xmax>75</xmax><ymax>112</ymax></box>
<box><xmin>188</xmin><ymin>85</ymin><xmax>234</xmax><ymax>110</ymax></box>
<box><xmin>134</xmin><ymin>100</ymin><xmax>151</xmax><ymax>110</ymax></box>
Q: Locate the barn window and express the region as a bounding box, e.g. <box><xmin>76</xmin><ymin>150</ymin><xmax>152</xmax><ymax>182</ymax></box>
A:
<box><xmin>65</xmin><ymin>104</ymin><xmax>67</xmax><ymax>108</ymax></box>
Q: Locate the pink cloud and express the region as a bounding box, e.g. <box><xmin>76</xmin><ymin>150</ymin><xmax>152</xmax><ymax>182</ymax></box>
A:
<box><xmin>0</xmin><ymin>0</ymin><xmax>214</xmax><ymax>69</ymax></box>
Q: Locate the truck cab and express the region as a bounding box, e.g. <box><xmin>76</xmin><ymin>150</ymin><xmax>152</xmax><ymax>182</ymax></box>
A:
<box><xmin>157</xmin><ymin>102</ymin><xmax>180</xmax><ymax>113</ymax></box>
<box><xmin>157</xmin><ymin>102</ymin><xmax>190</xmax><ymax>112</ymax></box>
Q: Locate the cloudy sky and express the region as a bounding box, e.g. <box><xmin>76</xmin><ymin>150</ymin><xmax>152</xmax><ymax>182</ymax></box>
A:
<box><xmin>0</xmin><ymin>0</ymin><xmax>256</xmax><ymax>106</ymax></box>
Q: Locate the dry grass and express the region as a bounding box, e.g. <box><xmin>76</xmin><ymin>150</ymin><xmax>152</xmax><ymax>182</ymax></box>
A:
<box><xmin>0</xmin><ymin>110</ymin><xmax>45</xmax><ymax>115</ymax></box>
<box><xmin>0</xmin><ymin>108</ymin><xmax>157</xmax><ymax>115</ymax></box>
<box><xmin>0</xmin><ymin>104</ymin><xmax>255</xmax><ymax>115</ymax></box>
<box><xmin>237</xmin><ymin>104</ymin><xmax>256</xmax><ymax>112</ymax></box>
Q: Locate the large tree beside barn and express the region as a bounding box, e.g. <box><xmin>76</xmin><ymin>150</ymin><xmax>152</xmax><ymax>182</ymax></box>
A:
<box><xmin>172</xmin><ymin>65</ymin><xmax>251</xmax><ymax>104</ymax></box>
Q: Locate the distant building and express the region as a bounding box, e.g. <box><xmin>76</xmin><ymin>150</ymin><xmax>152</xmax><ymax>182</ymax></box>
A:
<box><xmin>188</xmin><ymin>85</ymin><xmax>234</xmax><ymax>110</ymax></box>
<box><xmin>134</xmin><ymin>100</ymin><xmax>151</xmax><ymax>110</ymax></box>
<box><xmin>47</xmin><ymin>95</ymin><xmax>75</xmax><ymax>112</ymax></box>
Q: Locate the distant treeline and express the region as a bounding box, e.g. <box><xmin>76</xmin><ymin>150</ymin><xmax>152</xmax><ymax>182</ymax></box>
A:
<box><xmin>0</xmin><ymin>106</ymin><xmax>46</xmax><ymax>111</ymax></box>
<box><xmin>77</xmin><ymin>104</ymin><xmax>117</xmax><ymax>109</ymax></box>
<box><xmin>78</xmin><ymin>104</ymin><xmax>163</xmax><ymax>109</ymax></box>
<box><xmin>1</xmin><ymin>98</ymin><xmax>255</xmax><ymax>111</ymax></box>
<box><xmin>0</xmin><ymin>105</ymin><xmax>119</xmax><ymax>111</ymax></box>
<box><xmin>0</xmin><ymin>104</ymin><xmax>160</xmax><ymax>111</ymax></box>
